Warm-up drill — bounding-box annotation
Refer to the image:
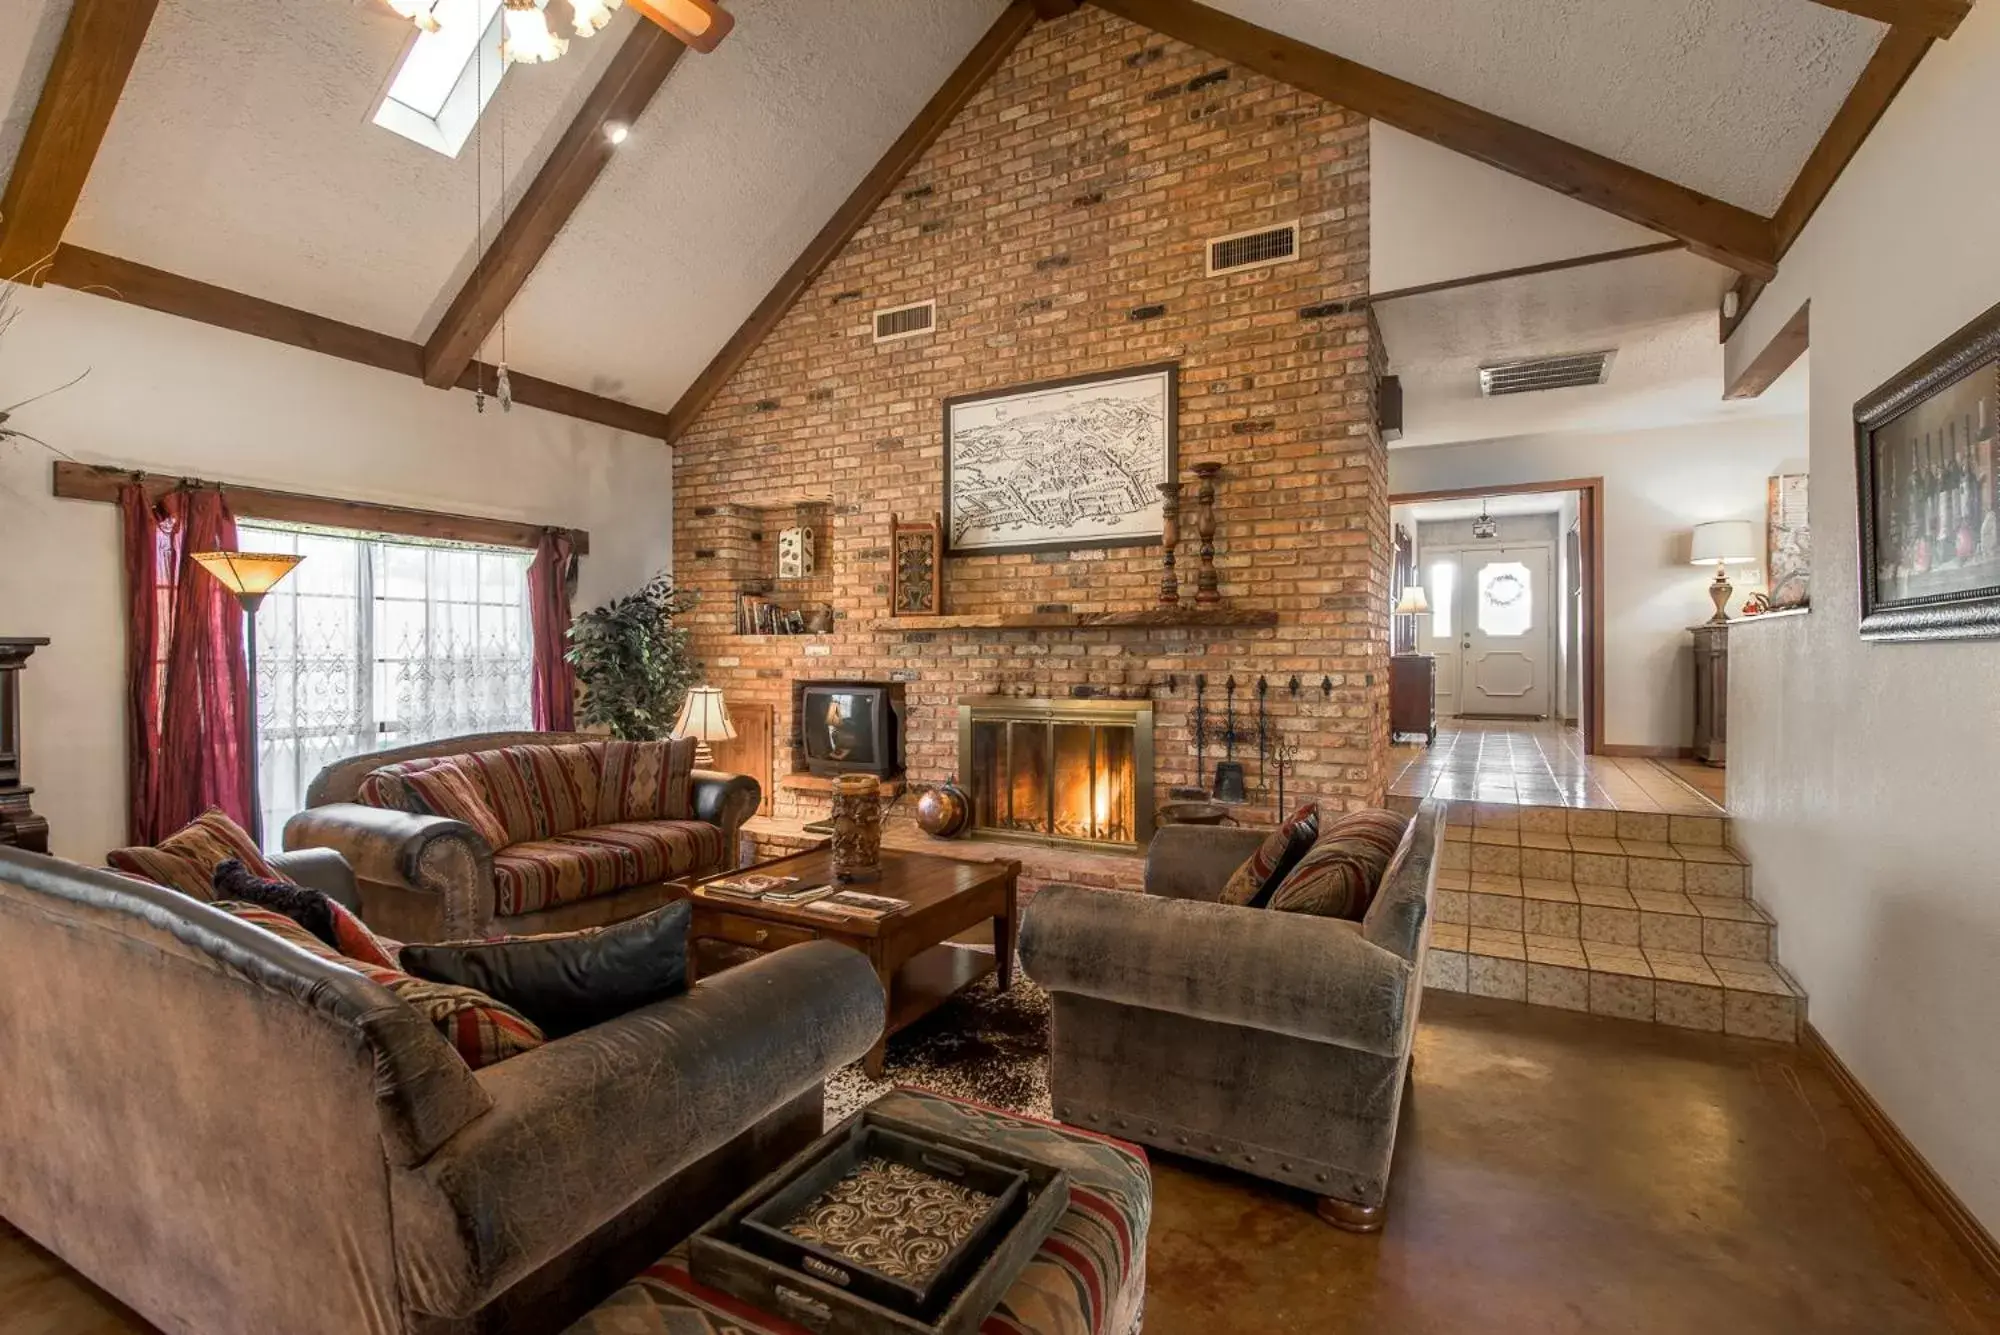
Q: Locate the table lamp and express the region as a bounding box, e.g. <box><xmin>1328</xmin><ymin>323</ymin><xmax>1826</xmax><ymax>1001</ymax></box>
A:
<box><xmin>191</xmin><ymin>550</ymin><xmax>305</xmax><ymax>844</ymax></box>
<box><xmin>674</xmin><ymin>684</ymin><xmax>737</xmax><ymax>768</ymax></box>
<box><xmin>1394</xmin><ymin>586</ymin><xmax>1431</xmax><ymax>617</ymax></box>
<box><xmin>1689</xmin><ymin>521</ymin><xmax>1758</xmax><ymax>623</ymax></box>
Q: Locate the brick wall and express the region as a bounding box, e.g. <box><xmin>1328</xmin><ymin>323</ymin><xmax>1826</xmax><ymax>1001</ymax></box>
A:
<box><xmin>673</xmin><ymin>7</ymin><xmax>1388</xmax><ymax>832</ymax></box>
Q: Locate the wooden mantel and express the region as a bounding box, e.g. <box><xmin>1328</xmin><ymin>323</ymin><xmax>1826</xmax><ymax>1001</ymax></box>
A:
<box><xmin>870</xmin><ymin>608</ymin><xmax>1278</xmax><ymax>632</ymax></box>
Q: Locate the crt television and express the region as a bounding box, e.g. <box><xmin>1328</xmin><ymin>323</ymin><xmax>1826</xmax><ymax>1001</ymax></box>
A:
<box><xmin>798</xmin><ymin>682</ymin><xmax>905</xmax><ymax>778</ymax></box>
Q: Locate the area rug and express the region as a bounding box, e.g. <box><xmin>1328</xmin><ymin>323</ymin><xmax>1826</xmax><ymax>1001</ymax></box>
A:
<box><xmin>823</xmin><ymin>961</ymin><xmax>1053</xmax><ymax>1128</ymax></box>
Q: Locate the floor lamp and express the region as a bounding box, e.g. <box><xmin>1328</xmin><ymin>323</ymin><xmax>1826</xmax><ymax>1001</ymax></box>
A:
<box><xmin>192</xmin><ymin>551</ymin><xmax>304</xmax><ymax>846</ymax></box>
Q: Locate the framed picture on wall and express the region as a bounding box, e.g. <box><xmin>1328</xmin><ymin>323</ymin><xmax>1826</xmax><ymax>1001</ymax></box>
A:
<box><xmin>942</xmin><ymin>362</ymin><xmax>1177</xmax><ymax>556</ymax></box>
<box><xmin>1855</xmin><ymin>298</ymin><xmax>2000</xmax><ymax>641</ymax></box>
<box><xmin>1766</xmin><ymin>473</ymin><xmax>1810</xmax><ymax>610</ymax></box>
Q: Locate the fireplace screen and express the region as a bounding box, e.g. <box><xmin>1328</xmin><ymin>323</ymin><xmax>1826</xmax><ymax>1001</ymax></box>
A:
<box><xmin>958</xmin><ymin>698</ymin><xmax>1154</xmax><ymax>849</ymax></box>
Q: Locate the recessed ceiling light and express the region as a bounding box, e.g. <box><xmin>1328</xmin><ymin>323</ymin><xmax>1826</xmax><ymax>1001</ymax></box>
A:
<box><xmin>606</xmin><ymin>122</ymin><xmax>631</xmax><ymax>145</ymax></box>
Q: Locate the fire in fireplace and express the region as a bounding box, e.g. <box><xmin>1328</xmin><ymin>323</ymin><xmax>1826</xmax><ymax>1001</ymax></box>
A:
<box><xmin>957</xmin><ymin>697</ymin><xmax>1155</xmax><ymax>850</ymax></box>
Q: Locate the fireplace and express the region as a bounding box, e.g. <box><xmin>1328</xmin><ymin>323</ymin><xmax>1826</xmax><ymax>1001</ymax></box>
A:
<box><xmin>957</xmin><ymin>697</ymin><xmax>1154</xmax><ymax>850</ymax></box>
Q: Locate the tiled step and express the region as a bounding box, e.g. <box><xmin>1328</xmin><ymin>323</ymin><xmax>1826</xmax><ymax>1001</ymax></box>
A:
<box><xmin>1423</xmin><ymin>925</ymin><xmax>1803</xmax><ymax>1042</ymax></box>
<box><xmin>1435</xmin><ymin>873</ymin><xmax>1773</xmax><ymax>960</ymax></box>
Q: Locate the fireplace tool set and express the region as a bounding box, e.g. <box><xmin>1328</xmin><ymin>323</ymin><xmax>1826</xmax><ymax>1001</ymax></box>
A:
<box><xmin>1181</xmin><ymin>673</ymin><xmax>1310</xmax><ymax>809</ymax></box>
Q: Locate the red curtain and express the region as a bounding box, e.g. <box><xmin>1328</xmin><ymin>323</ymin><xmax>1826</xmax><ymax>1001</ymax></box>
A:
<box><xmin>119</xmin><ymin>484</ymin><xmax>254</xmax><ymax>844</ymax></box>
<box><xmin>529</xmin><ymin>529</ymin><xmax>578</xmax><ymax>733</ymax></box>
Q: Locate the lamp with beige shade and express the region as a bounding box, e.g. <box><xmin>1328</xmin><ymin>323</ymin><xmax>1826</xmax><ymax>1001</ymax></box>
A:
<box><xmin>1689</xmin><ymin>521</ymin><xmax>1758</xmax><ymax>623</ymax></box>
<box><xmin>673</xmin><ymin>684</ymin><xmax>737</xmax><ymax>768</ymax></box>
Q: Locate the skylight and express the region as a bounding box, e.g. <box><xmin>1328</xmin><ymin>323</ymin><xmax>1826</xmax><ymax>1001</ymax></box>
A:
<box><xmin>374</xmin><ymin>0</ymin><xmax>509</xmax><ymax>158</ymax></box>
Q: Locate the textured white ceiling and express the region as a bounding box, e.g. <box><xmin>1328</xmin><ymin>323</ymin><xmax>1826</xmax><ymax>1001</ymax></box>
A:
<box><xmin>0</xmin><ymin>0</ymin><xmax>73</xmax><ymax>219</ymax></box>
<box><xmin>1213</xmin><ymin>0</ymin><xmax>1884</xmax><ymax>214</ymax></box>
<box><xmin>65</xmin><ymin>0</ymin><xmax>633</xmax><ymax>340</ymax></box>
<box><xmin>1380</xmin><ymin>248</ymin><xmax>1806</xmax><ymax>447</ymax></box>
<box><xmin>498</xmin><ymin>0</ymin><xmax>1011</xmax><ymax>408</ymax></box>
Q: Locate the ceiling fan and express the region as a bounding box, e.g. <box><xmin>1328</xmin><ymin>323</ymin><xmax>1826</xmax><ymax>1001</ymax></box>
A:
<box><xmin>384</xmin><ymin>0</ymin><xmax>733</xmax><ymax>63</ymax></box>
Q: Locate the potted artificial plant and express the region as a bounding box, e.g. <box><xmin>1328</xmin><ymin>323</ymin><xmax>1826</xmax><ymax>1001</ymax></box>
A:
<box><xmin>564</xmin><ymin>571</ymin><xmax>701</xmax><ymax>740</ymax></box>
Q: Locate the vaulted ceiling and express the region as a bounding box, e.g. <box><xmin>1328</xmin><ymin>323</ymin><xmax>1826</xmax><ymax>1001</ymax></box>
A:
<box><xmin>0</xmin><ymin>0</ymin><xmax>1943</xmax><ymax>442</ymax></box>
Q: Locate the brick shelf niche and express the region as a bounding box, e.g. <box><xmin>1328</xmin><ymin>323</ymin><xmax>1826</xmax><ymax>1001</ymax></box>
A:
<box><xmin>675</xmin><ymin>7</ymin><xmax>1390</xmax><ymax>834</ymax></box>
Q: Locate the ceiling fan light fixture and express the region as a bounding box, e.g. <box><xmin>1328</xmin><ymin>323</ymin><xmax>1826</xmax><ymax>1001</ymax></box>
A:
<box><xmin>386</xmin><ymin>0</ymin><xmax>442</xmax><ymax>32</ymax></box>
<box><xmin>630</xmin><ymin>0</ymin><xmax>734</xmax><ymax>52</ymax></box>
<box><xmin>569</xmin><ymin>0</ymin><xmax>622</xmax><ymax>37</ymax></box>
<box><xmin>502</xmin><ymin>0</ymin><xmax>568</xmax><ymax>63</ymax></box>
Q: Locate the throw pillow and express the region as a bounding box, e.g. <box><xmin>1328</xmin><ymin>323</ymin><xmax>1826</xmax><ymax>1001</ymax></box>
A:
<box><xmin>109</xmin><ymin>808</ymin><xmax>282</xmax><ymax>902</ymax></box>
<box><xmin>211</xmin><ymin>859</ymin><xmax>400</xmax><ymax>970</ymax></box>
<box><xmin>603</xmin><ymin>737</ymin><xmax>699</xmax><ymax>824</ymax></box>
<box><xmin>399</xmin><ymin>900</ymin><xmax>691</xmax><ymax>1039</ymax></box>
<box><xmin>217</xmin><ymin>901</ymin><xmax>544</xmax><ymax>1069</ymax></box>
<box><xmin>400</xmin><ymin>761</ymin><xmax>512</xmax><ymax>850</ymax></box>
<box><xmin>1218</xmin><ymin>801</ymin><xmax>1321</xmax><ymax>908</ymax></box>
<box><xmin>1265</xmin><ymin>808</ymin><xmax>1409</xmax><ymax>921</ymax></box>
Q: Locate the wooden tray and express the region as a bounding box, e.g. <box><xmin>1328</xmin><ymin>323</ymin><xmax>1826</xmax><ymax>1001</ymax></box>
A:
<box><xmin>690</xmin><ymin>1106</ymin><xmax>1070</xmax><ymax>1335</ymax></box>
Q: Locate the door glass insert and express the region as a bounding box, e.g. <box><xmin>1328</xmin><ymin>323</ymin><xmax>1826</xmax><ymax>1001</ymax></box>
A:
<box><xmin>1476</xmin><ymin>560</ymin><xmax>1533</xmax><ymax>637</ymax></box>
<box><xmin>1430</xmin><ymin>560</ymin><xmax>1455</xmax><ymax>639</ymax></box>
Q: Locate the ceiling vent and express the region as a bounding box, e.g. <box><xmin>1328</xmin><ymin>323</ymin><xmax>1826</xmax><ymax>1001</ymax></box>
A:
<box><xmin>1478</xmin><ymin>350</ymin><xmax>1614</xmax><ymax>396</ymax></box>
<box><xmin>873</xmin><ymin>299</ymin><xmax>936</xmax><ymax>344</ymax></box>
<box><xmin>1205</xmin><ymin>221</ymin><xmax>1299</xmax><ymax>277</ymax></box>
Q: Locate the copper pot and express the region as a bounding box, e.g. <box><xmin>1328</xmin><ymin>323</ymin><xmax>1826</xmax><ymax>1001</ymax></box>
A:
<box><xmin>916</xmin><ymin>780</ymin><xmax>971</xmax><ymax>839</ymax></box>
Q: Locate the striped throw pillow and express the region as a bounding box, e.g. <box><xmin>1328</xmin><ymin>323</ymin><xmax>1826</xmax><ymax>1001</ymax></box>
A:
<box><xmin>1218</xmin><ymin>801</ymin><xmax>1321</xmax><ymax>908</ymax></box>
<box><xmin>1266</xmin><ymin>808</ymin><xmax>1409</xmax><ymax>921</ymax></box>
<box><xmin>109</xmin><ymin>809</ymin><xmax>283</xmax><ymax>902</ymax></box>
<box><xmin>402</xmin><ymin>761</ymin><xmax>513</xmax><ymax>851</ymax></box>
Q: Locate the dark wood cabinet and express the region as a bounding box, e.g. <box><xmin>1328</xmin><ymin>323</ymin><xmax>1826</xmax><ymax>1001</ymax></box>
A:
<box><xmin>1390</xmin><ymin>654</ymin><xmax>1436</xmax><ymax>745</ymax></box>
<box><xmin>1689</xmin><ymin>624</ymin><xmax>1727</xmax><ymax>766</ymax></box>
<box><xmin>0</xmin><ymin>638</ymin><xmax>50</xmax><ymax>853</ymax></box>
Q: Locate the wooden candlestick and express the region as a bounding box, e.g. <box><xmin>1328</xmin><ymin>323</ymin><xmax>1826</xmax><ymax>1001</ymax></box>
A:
<box><xmin>1157</xmin><ymin>480</ymin><xmax>1182</xmax><ymax>607</ymax></box>
<box><xmin>1191</xmin><ymin>461</ymin><xmax>1222</xmax><ymax>606</ymax></box>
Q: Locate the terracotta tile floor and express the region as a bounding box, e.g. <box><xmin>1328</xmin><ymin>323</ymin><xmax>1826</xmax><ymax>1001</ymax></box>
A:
<box><xmin>1389</xmin><ymin>720</ymin><xmax>1725</xmax><ymax>814</ymax></box>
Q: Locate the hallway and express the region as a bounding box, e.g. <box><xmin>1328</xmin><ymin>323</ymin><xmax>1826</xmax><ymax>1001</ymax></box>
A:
<box><xmin>1389</xmin><ymin>719</ymin><xmax>1725</xmax><ymax>815</ymax></box>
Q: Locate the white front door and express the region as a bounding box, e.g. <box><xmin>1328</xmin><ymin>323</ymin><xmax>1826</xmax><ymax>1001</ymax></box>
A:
<box><xmin>1454</xmin><ymin>545</ymin><xmax>1552</xmax><ymax>718</ymax></box>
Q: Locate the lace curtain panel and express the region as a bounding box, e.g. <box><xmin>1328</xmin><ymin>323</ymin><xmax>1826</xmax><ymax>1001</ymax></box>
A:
<box><xmin>240</xmin><ymin>522</ymin><xmax>535</xmax><ymax>844</ymax></box>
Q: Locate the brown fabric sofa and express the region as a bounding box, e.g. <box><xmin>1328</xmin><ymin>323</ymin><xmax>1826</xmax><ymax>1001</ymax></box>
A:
<box><xmin>284</xmin><ymin>730</ymin><xmax>760</xmax><ymax>942</ymax></box>
<box><xmin>1020</xmin><ymin>799</ymin><xmax>1444</xmax><ymax>1231</ymax></box>
<box><xmin>0</xmin><ymin>843</ymin><xmax>881</xmax><ymax>1335</ymax></box>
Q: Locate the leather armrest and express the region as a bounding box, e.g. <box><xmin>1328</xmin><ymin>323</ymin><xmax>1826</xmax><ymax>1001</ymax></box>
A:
<box><xmin>283</xmin><ymin>803</ymin><xmax>494</xmax><ymax>939</ymax></box>
<box><xmin>390</xmin><ymin>940</ymin><xmax>882</xmax><ymax>1318</ymax></box>
<box><xmin>1020</xmin><ymin>883</ymin><xmax>1414</xmax><ymax>1056</ymax></box>
<box><xmin>1143</xmin><ymin>823</ymin><xmax>1268</xmax><ymax>902</ymax></box>
<box><xmin>266</xmin><ymin>846</ymin><xmax>361</xmax><ymax>911</ymax></box>
<box><xmin>691</xmin><ymin>770</ymin><xmax>760</xmax><ymax>844</ymax></box>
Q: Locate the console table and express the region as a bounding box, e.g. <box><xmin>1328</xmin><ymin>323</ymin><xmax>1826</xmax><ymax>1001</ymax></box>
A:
<box><xmin>1689</xmin><ymin>623</ymin><xmax>1727</xmax><ymax>766</ymax></box>
<box><xmin>0</xmin><ymin>638</ymin><xmax>51</xmax><ymax>853</ymax></box>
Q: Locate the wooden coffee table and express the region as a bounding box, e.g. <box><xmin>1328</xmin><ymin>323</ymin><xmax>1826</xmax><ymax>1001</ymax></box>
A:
<box><xmin>685</xmin><ymin>847</ymin><xmax>1020</xmax><ymax>1078</ymax></box>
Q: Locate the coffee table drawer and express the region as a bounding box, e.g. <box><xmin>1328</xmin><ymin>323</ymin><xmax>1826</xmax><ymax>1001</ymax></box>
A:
<box><xmin>702</xmin><ymin>913</ymin><xmax>820</xmax><ymax>953</ymax></box>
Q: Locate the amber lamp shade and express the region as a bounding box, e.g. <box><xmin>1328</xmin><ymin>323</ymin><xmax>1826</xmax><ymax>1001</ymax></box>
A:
<box><xmin>629</xmin><ymin>0</ymin><xmax>734</xmax><ymax>51</ymax></box>
<box><xmin>673</xmin><ymin>685</ymin><xmax>737</xmax><ymax>768</ymax></box>
<box><xmin>191</xmin><ymin>552</ymin><xmax>305</xmax><ymax>614</ymax></box>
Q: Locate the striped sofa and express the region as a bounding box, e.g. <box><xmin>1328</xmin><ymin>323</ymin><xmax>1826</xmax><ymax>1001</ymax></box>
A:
<box><xmin>285</xmin><ymin>731</ymin><xmax>760</xmax><ymax>943</ymax></box>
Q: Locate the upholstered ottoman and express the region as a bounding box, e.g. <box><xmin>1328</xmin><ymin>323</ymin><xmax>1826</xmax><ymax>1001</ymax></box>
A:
<box><xmin>566</xmin><ymin>1087</ymin><xmax>1152</xmax><ymax>1335</ymax></box>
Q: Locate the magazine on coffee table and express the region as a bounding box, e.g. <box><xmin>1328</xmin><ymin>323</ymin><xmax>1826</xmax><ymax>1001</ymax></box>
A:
<box><xmin>700</xmin><ymin>874</ymin><xmax>802</xmax><ymax>901</ymax></box>
<box><xmin>801</xmin><ymin>889</ymin><xmax>910</xmax><ymax>920</ymax></box>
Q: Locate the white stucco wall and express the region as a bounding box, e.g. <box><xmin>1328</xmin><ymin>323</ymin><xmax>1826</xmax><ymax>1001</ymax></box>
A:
<box><xmin>1721</xmin><ymin>0</ymin><xmax>2000</xmax><ymax>1235</ymax></box>
<box><xmin>0</xmin><ymin>284</ymin><xmax>674</xmax><ymax>863</ymax></box>
<box><xmin>1388</xmin><ymin>414</ymin><xmax>1807</xmax><ymax>749</ymax></box>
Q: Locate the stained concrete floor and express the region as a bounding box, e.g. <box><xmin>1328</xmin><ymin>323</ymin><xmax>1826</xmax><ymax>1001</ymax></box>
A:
<box><xmin>1147</xmin><ymin>993</ymin><xmax>2000</xmax><ymax>1334</ymax></box>
<box><xmin>4</xmin><ymin>994</ymin><xmax>1996</xmax><ymax>1334</ymax></box>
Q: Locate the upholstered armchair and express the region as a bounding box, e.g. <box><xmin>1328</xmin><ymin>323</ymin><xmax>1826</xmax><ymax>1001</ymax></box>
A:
<box><xmin>1020</xmin><ymin>799</ymin><xmax>1444</xmax><ymax>1231</ymax></box>
<box><xmin>284</xmin><ymin>731</ymin><xmax>760</xmax><ymax>943</ymax></box>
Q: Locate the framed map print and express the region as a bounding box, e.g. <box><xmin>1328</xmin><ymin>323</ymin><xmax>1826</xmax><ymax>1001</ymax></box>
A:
<box><xmin>942</xmin><ymin>362</ymin><xmax>1178</xmax><ymax>556</ymax></box>
<box><xmin>1855</xmin><ymin>298</ymin><xmax>2000</xmax><ymax>641</ymax></box>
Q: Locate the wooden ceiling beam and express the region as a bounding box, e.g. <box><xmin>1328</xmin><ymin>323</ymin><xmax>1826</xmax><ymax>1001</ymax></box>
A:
<box><xmin>1725</xmin><ymin>300</ymin><xmax>1809</xmax><ymax>400</ymax></box>
<box><xmin>0</xmin><ymin>0</ymin><xmax>162</xmax><ymax>278</ymax></box>
<box><xmin>1721</xmin><ymin>25</ymin><xmax>1931</xmax><ymax>343</ymax></box>
<box><xmin>1804</xmin><ymin>0</ymin><xmax>1969</xmax><ymax>40</ymax></box>
<box><xmin>1087</xmin><ymin>0</ymin><xmax>1777</xmax><ymax>279</ymax></box>
<box><xmin>43</xmin><ymin>245</ymin><xmax>673</xmax><ymax>439</ymax></box>
<box><xmin>661</xmin><ymin>1</ymin><xmax>1039</xmax><ymax>443</ymax></box>
<box><xmin>421</xmin><ymin>21</ymin><xmax>689</xmax><ymax>389</ymax></box>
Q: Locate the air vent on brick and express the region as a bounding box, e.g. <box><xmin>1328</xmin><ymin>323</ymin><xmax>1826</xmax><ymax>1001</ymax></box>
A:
<box><xmin>1477</xmin><ymin>350</ymin><xmax>1614</xmax><ymax>397</ymax></box>
<box><xmin>1205</xmin><ymin>221</ymin><xmax>1299</xmax><ymax>277</ymax></box>
<box><xmin>873</xmin><ymin>299</ymin><xmax>936</xmax><ymax>344</ymax></box>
